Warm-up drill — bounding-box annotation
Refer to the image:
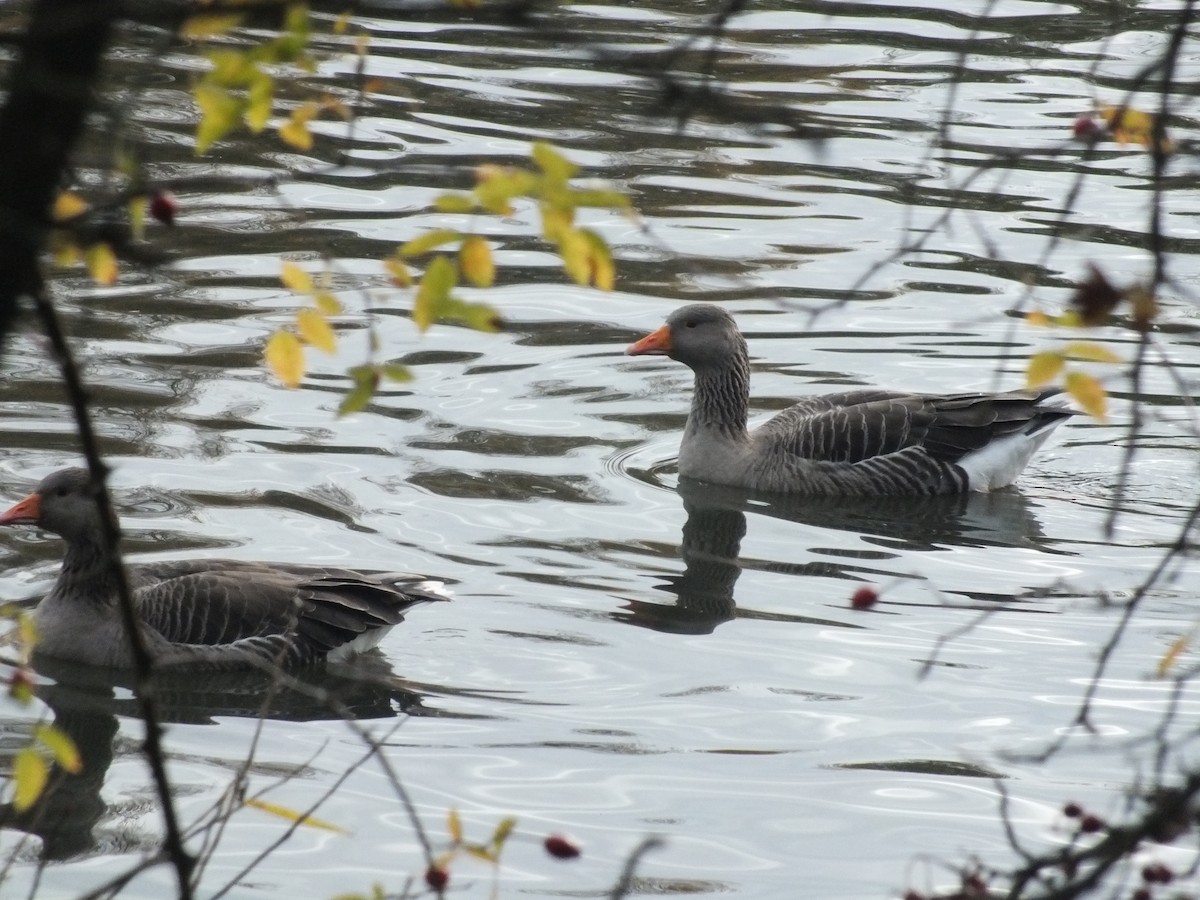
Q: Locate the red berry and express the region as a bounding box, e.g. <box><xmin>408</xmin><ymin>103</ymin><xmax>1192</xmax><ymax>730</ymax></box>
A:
<box><xmin>424</xmin><ymin>865</ymin><xmax>449</xmax><ymax>891</ymax></box>
<box><xmin>1079</xmin><ymin>813</ymin><xmax>1105</xmax><ymax>833</ymax></box>
<box><xmin>1062</xmin><ymin>802</ymin><xmax>1083</xmax><ymax>818</ymax></box>
<box><xmin>1131</xmin><ymin>889</ymin><xmax>1152</xmax><ymax>900</ymax></box>
<box><xmin>149</xmin><ymin>190</ymin><xmax>177</xmax><ymax>227</ymax></box>
<box><xmin>544</xmin><ymin>834</ymin><xmax>581</xmax><ymax>859</ymax></box>
<box><xmin>902</xmin><ymin>891</ymin><xmax>925</xmax><ymax>900</ymax></box>
<box><xmin>850</xmin><ymin>585</ymin><xmax>878</xmax><ymax>610</ymax></box>
<box><xmin>1072</xmin><ymin>115</ymin><xmax>1102</xmax><ymax>142</ymax></box>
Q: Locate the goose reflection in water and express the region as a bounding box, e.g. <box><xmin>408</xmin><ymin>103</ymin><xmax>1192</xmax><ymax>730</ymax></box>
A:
<box><xmin>617</xmin><ymin>475</ymin><xmax>1067</xmax><ymax>635</ymax></box>
<box><xmin>0</xmin><ymin>654</ymin><xmax>487</xmax><ymax>861</ymax></box>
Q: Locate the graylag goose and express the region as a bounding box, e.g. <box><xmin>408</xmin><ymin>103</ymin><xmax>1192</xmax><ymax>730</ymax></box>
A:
<box><xmin>626</xmin><ymin>304</ymin><xmax>1075</xmax><ymax>495</ymax></box>
<box><xmin>0</xmin><ymin>468</ymin><xmax>448</xmax><ymax>669</ymax></box>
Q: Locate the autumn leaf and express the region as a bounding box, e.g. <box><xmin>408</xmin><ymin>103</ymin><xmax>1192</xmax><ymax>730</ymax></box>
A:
<box><xmin>1026</xmin><ymin>351</ymin><xmax>1064</xmax><ymax>388</ymax></box>
<box><xmin>53</xmin><ymin>191</ymin><xmax>89</xmax><ymax>224</ymax></box>
<box><xmin>1157</xmin><ymin>629</ymin><xmax>1195</xmax><ymax>678</ymax></box>
<box><xmin>338</xmin><ymin>365</ymin><xmax>379</xmax><ymax>417</ymax></box>
<box><xmin>245</xmin><ymin>798</ymin><xmax>350</xmax><ymax>834</ymax></box>
<box><xmin>86</xmin><ymin>244</ymin><xmax>119</xmax><ymax>286</ymax></box>
<box><xmin>265</xmin><ymin>331</ymin><xmax>305</xmax><ymax>388</ymax></box>
<box><xmin>532</xmin><ymin>141</ymin><xmax>579</xmax><ymax>183</ymax></box>
<box><xmin>459</xmin><ymin>236</ymin><xmax>495</xmax><ymax>287</ymax></box>
<box><xmin>1065</xmin><ymin>370</ymin><xmax>1107</xmax><ymax>420</ymax></box>
<box><xmin>448</xmin><ymin>808</ymin><xmax>463</xmax><ymax>843</ymax></box>
<box><xmin>195</xmin><ymin>83</ymin><xmax>242</xmax><ymax>154</ymax></box>
<box><xmin>245</xmin><ymin>73</ymin><xmax>274</xmax><ymax>133</ymax></box>
<box><xmin>579</xmin><ymin>228</ymin><xmax>614</xmax><ymax>290</ymax></box>
<box><xmin>314</xmin><ymin>292</ymin><xmax>343</xmax><ymax>316</ymax></box>
<box><xmin>13</xmin><ymin>749</ymin><xmax>48</xmax><ymax>812</ymax></box>
<box><xmin>279</xmin><ymin>103</ymin><xmax>319</xmax><ymax>151</ymax></box>
<box><xmin>1098</xmin><ymin>104</ymin><xmax>1174</xmax><ymax>155</ymax></box>
<box><xmin>559</xmin><ymin>227</ymin><xmax>590</xmax><ymax>286</ymax></box>
<box><xmin>34</xmin><ymin>724</ymin><xmax>81</xmax><ymax>774</ymax></box>
<box><xmin>280</xmin><ymin>261</ymin><xmax>315</xmax><ymax>294</ymax></box>
<box><xmin>400</xmin><ymin>230</ymin><xmax>463</xmax><ymax>257</ymax></box>
<box><xmin>413</xmin><ymin>256</ymin><xmax>457</xmax><ymax>332</ymax></box>
<box><xmin>434</xmin><ymin>193</ymin><xmax>476</xmax><ymax>214</ymax></box>
<box><xmin>297</xmin><ymin>309</ymin><xmax>336</xmax><ymax>353</ymax></box>
<box><xmin>384</xmin><ymin>255</ymin><xmax>413</xmax><ymax>288</ymax></box>
<box><xmin>1062</xmin><ymin>341</ymin><xmax>1122</xmax><ymax>365</ymax></box>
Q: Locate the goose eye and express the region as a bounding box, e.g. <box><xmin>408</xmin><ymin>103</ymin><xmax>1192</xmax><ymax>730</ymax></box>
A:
<box><xmin>685</xmin><ymin>320</ymin><xmax>697</xmax><ymax>328</ymax></box>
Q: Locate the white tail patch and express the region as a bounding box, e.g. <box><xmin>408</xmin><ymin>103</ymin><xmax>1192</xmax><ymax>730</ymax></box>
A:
<box><xmin>957</xmin><ymin>429</ymin><xmax>1061</xmax><ymax>492</ymax></box>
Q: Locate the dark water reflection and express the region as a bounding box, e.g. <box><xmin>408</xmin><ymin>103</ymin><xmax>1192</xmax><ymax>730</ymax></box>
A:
<box><xmin>622</xmin><ymin>475</ymin><xmax>1072</xmax><ymax>634</ymax></box>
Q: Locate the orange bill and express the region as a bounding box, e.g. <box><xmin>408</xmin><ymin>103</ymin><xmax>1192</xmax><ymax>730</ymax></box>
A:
<box><xmin>626</xmin><ymin>325</ymin><xmax>671</xmax><ymax>356</ymax></box>
<box><xmin>0</xmin><ymin>493</ymin><xmax>40</xmax><ymax>525</ymax></box>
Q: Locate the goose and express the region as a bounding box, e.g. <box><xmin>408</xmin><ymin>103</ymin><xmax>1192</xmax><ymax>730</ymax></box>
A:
<box><xmin>0</xmin><ymin>468</ymin><xmax>448</xmax><ymax>669</ymax></box>
<box><xmin>626</xmin><ymin>304</ymin><xmax>1075</xmax><ymax>495</ymax></box>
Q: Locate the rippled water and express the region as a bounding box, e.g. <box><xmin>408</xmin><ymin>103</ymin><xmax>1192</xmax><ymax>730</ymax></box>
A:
<box><xmin>1</xmin><ymin>1</ymin><xmax>1198</xmax><ymax>898</ymax></box>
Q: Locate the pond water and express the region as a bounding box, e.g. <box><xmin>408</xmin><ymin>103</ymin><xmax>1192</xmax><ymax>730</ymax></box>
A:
<box><xmin>1</xmin><ymin>1</ymin><xmax>1198</xmax><ymax>898</ymax></box>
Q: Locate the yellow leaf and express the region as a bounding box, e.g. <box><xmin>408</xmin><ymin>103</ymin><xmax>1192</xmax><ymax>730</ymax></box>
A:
<box><xmin>413</xmin><ymin>256</ymin><xmax>458</xmax><ymax>333</ymax></box>
<box><xmin>459</xmin><ymin>236</ymin><xmax>495</xmax><ymax>288</ymax></box>
<box><xmin>384</xmin><ymin>255</ymin><xmax>412</xmax><ymax>288</ymax></box>
<box><xmin>53</xmin><ymin>191</ymin><xmax>89</xmax><ymax>224</ymax></box>
<box><xmin>434</xmin><ymin>193</ymin><xmax>476</xmax><ymax>214</ymax></box>
<box><xmin>314</xmin><ymin>292</ymin><xmax>343</xmax><ymax>315</ymax></box>
<box><xmin>245</xmin><ymin>73</ymin><xmax>274</xmax><ymax>133</ymax></box>
<box><xmin>279</xmin><ymin>111</ymin><xmax>314</xmax><ymax>151</ymax></box>
<box><xmin>334</xmin><ymin>12</ymin><xmax>351</xmax><ymax>34</ymax></box>
<box><xmin>195</xmin><ymin>83</ymin><xmax>242</xmax><ymax>154</ymax></box>
<box><xmin>438</xmin><ymin>298</ymin><xmax>503</xmax><ymax>333</ymax></box>
<box><xmin>540</xmin><ymin>205</ymin><xmax>573</xmax><ymax>243</ymax></box>
<box><xmin>400</xmin><ymin>230</ymin><xmax>463</xmax><ymax>257</ymax></box>
<box><xmin>464</xmin><ymin>844</ymin><xmax>497</xmax><ymax>863</ymax></box>
<box><xmin>264</xmin><ymin>331</ymin><xmax>305</xmax><ymax>388</ymax></box>
<box><xmin>17</xmin><ymin>611</ymin><xmax>37</xmax><ymax>649</ymax></box>
<box><xmin>1025</xmin><ymin>351</ymin><xmax>1064</xmax><ymax>388</ymax></box>
<box><xmin>1157</xmin><ymin>629</ymin><xmax>1194</xmax><ymax>678</ymax></box>
<box><xmin>180</xmin><ymin>14</ymin><xmax>244</xmax><ymax>39</ymax></box>
<box><xmin>34</xmin><ymin>724</ymin><xmax>81</xmax><ymax>774</ymax></box>
<box><xmin>297</xmin><ymin>309</ymin><xmax>336</xmax><ymax>353</ymax></box>
<box><xmin>568</xmin><ymin>189</ymin><xmax>631</xmax><ymax>210</ymax></box>
<box><xmin>1062</xmin><ymin>341</ymin><xmax>1122</xmax><ymax>365</ymax></box>
<box><xmin>559</xmin><ymin>227</ymin><xmax>590</xmax><ymax>286</ymax></box>
<box><xmin>580</xmin><ymin>228</ymin><xmax>615</xmax><ymax>290</ymax></box>
<box><xmin>490</xmin><ymin>816</ymin><xmax>517</xmax><ymax>849</ymax></box>
<box><xmin>1099</xmin><ymin>104</ymin><xmax>1174</xmax><ymax>155</ymax></box>
<box><xmin>531</xmin><ymin>142</ymin><xmax>579</xmax><ymax>183</ymax></box>
<box><xmin>86</xmin><ymin>244</ymin><xmax>119</xmax><ymax>286</ymax></box>
<box><xmin>1065</xmin><ymin>370</ymin><xmax>1107</xmax><ymax>420</ymax></box>
<box><xmin>280</xmin><ymin>262</ymin><xmax>315</xmax><ymax>295</ymax></box>
<box><xmin>448</xmin><ymin>808</ymin><xmax>463</xmax><ymax>843</ymax></box>
<box><xmin>245</xmin><ymin>798</ymin><xmax>350</xmax><ymax>834</ymax></box>
<box><xmin>13</xmin><ymin>748</ymin><xmax>48</xmax><ymax>812</ymax></box>
<box><xmin>1025</xmin><ymin>310</ymin><xmax>1050</xmax><ymax>328</ymax></box>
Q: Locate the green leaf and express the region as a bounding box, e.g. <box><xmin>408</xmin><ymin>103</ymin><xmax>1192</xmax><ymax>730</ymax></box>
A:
<box><xmin>337</xmin><ymin>366</ymin><xmax>378</xmax><ymax>417</ymax></box>
<box><xmin>459</xmin><ymin>236</ymin><xmax>495</xmax><ymax>288</ymax></box>
<box><xmin>567</xmin><ymin>189</ymin><xmax>631</xmax><ymax>209</ymax></box>
<box><xmin>380</xmin><ymin>363</ymin><xmax>413</xmax><ymax>383</ymax></box>
<box><xmin>490</xmin><ymin>816</ymin><xmax>517</xmax><ymax>850</ymax></box>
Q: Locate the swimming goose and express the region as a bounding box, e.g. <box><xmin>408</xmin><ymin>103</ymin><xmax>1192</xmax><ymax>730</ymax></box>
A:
<box><xmin>0</xmin><ymin>468</ymin><xmax>448</xmax><ymax>669</ymax></box>
<box><xmin>626</xmin><ymin>304</ymin><xmax>1075</xmax><ymax>495</ymax></box>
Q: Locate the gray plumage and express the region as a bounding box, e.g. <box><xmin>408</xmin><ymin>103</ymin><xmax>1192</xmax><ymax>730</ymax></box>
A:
<box><xmin>0</xmin><ymin>468</ymin><xmax>448</xmax><ymax>669</ymax></box>
<box><xmin>626</xmin><ymin>304</ymin><xmax>1075</xmax><ymax>495</ymax></box>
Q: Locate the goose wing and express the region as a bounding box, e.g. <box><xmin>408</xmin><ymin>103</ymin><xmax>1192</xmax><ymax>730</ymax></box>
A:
<box><xmin>130</xmin><ymin>560</ymin><xmax>446</xmax><ymax>663</ymax></box>
<box><xmin>757</xmin><ymin>389</ymin><xmax>1071</xmax><ymax>465</ymax></box>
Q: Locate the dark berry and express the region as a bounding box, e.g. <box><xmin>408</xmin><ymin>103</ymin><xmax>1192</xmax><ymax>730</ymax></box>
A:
<box><xmin>425</xmin><ymin>865</ymin><xmax>449</xmax><ymax>891</ymax></box>
<box><xmin>544</xmin><ymin>834</ymin><xmax>581</xmax><ymax>859</ymax></box>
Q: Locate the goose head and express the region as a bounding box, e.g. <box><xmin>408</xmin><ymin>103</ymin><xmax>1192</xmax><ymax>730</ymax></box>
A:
<box><xmin>626</xmin><ymin>304</ymin><xmax>747</xmax><ymax>372</ymax></box>
<box><xmin>0</xmin><ymin>468</ymin><xmax>107</xmax><ymax>545</ymax></box>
